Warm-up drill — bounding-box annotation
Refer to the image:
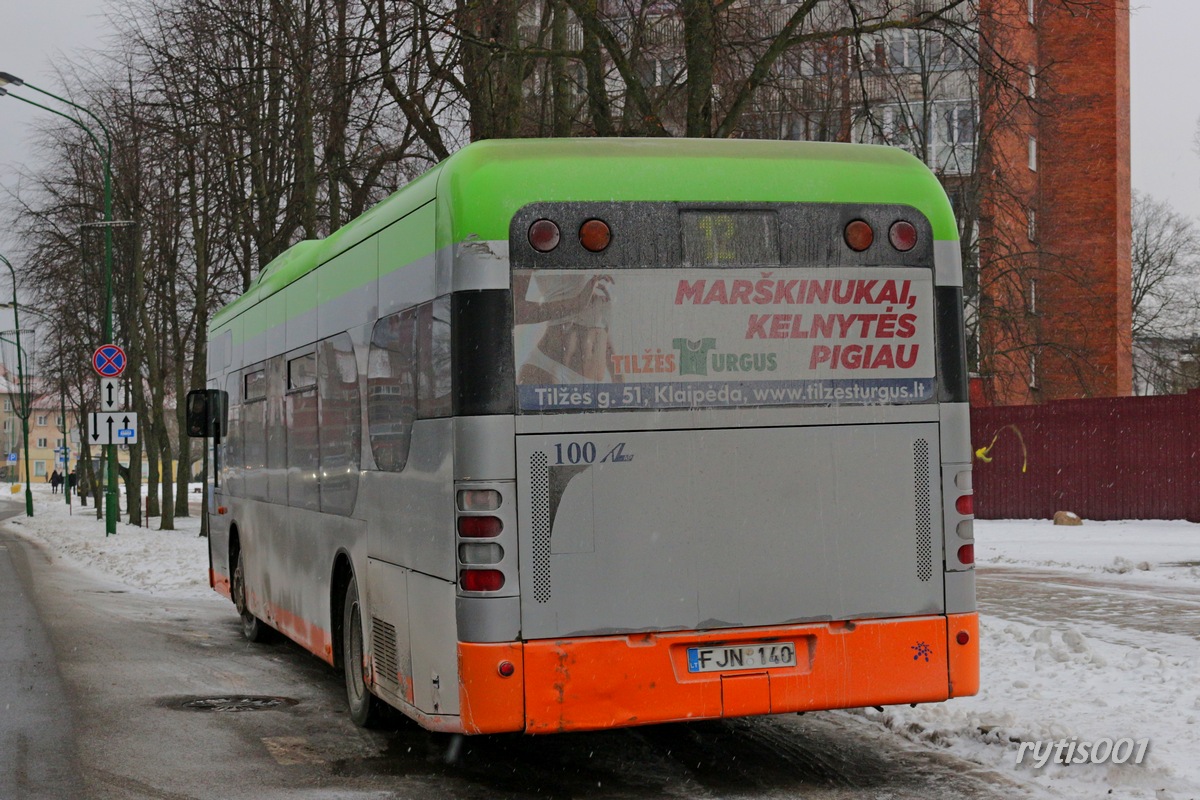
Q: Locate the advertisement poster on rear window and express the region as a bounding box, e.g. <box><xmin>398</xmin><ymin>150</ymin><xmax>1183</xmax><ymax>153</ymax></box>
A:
<box><xmin>512</xmin><ymin>267</ymin><xmax>936</xmax><ymax>412</ymax></box>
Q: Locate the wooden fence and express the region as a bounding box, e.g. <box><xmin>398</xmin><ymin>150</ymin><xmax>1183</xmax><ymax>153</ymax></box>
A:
<box><xmin>970</xmin><ymin>390</ymin><xmax>1200</xmax><ymax>521</ymax></box>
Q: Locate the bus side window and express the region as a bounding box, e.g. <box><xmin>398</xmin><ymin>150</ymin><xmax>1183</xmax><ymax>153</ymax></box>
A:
<box><xmin>417</xmin><ymin>295</ymin><xmax>452</xmax><ymax>419</ymax></box>
<box><xmin>286</xmin><ymin>352</ymin><xmax>321</xmax><ymax>511</ymax></box>
<box><xmin>224</xmin><ymin>373</ymin><xmax>242</xmax><ymax>498</ymax></box>
<box><xmin>367</xmin><ymin>309</ymin><xmax>417</xmax><ymax>471</ymax></box>
<box><xmin>317</xmin><ymin>332</ymin><xmax>361</xmax><ymax>515</ymax></box>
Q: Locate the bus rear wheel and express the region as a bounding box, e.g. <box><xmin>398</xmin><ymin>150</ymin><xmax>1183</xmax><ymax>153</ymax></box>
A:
<box><xmin>342</xmin><ymin>575</ymin><xmax>387</xmax><ymax>727</ymax></box>
<box><xmin>232</xmin><ymin>550</ymin><xmax>271</xmax><ymax>643</ymax></box>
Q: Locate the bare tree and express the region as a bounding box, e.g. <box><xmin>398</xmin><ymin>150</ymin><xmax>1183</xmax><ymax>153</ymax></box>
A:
<box><xmin>1129</xmin><ymin>191</ymin><xmax>1200</xmax><ymax>394</ymax></box>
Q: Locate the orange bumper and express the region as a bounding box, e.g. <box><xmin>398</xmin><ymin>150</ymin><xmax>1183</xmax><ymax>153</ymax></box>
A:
<box><xmin>459</xmin><ymin>613</ymin><xmax>979</xmax><ymax>734</ymax></box>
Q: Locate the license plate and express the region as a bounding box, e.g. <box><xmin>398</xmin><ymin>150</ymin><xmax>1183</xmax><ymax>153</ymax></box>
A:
<box><xmin>686</xmin><ymin>642</ymin><xmax>797</xmax><ymax>673</ymax></box>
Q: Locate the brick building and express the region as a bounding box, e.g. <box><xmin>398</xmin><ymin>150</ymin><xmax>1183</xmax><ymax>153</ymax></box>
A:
<box><xmin>976</xmin><ymin>0</ymin><xmax>1132</xmax><ymax>404</ymax></box>
<box><xmin>526</xmin><ymin>0</ymin><xmax>1133</xmax><ymax>403</ymax></box>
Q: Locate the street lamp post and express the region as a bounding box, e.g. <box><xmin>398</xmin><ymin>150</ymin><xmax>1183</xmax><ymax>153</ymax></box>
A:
<box><xmin>0</xmin><ymin>255</ymin><xmax>33</xmax><ymax>517</ymax></box>
<box><xmin>1</xmin><ymin>71</ymin><xmax>118</xmax><ymax>534</ymax></box>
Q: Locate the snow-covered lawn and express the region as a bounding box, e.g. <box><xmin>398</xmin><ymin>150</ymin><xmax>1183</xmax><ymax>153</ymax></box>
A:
<box><xmin>870</xmin><ymin>519</ymin><xmax>1200</xmax><ymax>800</ymax></box>
<box><xmin>3</xmin><ymin>484</ymin><xmax>1198</xmax><ymax>799</ymax></box>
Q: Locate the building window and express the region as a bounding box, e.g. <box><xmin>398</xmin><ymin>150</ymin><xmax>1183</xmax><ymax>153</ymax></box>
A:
<box><xmin>944</xmin><ymin>103</ymin><xmax>975</xmax><ymax>146</ymax></box>
<box><xmin>1028</xmin><ymin>65</ymin><xmax>1037</xmax><ymax>99</ymax></box>
<box><xmin>36</xmin><ymin>415</ymin><xmax>47</xmax><ymax>426</ymax></box>
<box><xmin>35</xmin><ymin>461</ymin><xmax>47</xmax><ymax>478</ymax></box>
<box><xmin>1028</xmin><ymin>278</ymin><xmax>1038</xmax><ymax>315</ymax></box>
<box><xmin>3</xmin><ymin>400</ymin><xmax>9</xmax><ymax>412</ymax></box>
<box><xmin>36</xmin><ymin>438</ymin><xmax>47</xmax><ymax>448</ymax></box>
<box><xmin>1028</xmin><ymin>0</ymin><xmax>1036</xmax><ymax>24</ymax></box>
<box><xmin>55</xmin><ymin>438</ymin><xmax>63</xmax><ymax>448</ymax></box>
<box><xmin>1029</xmin><ymin>352</ymin><xmax>1039</xmax><ymax>388</ymax></box>
<box><xmin>1028</xmin><ymin>137</ymin><xmax>1038</xmax><ymax>171</ymax></box>
<box><xmin>1027</xmin><ymin>208</ymin><xmax>1037</xmax><ymax>242</ymax></box>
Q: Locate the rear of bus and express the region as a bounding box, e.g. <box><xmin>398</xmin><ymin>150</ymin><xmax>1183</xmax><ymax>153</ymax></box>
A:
<box><xmin>445</xmin><ymin>139</ymin><xmax>977</xmax><ymax>734</ymax></box>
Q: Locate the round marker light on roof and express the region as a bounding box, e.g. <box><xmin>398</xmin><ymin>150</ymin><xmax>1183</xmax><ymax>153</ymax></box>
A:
<box><xmin>580</xmin><ymin>219</ymin><xmax>612</xmax><ymax>252</ymax></box>
<box><xmin>844</xmin><ymin>220</ymin><xmax>874</xmax><ymax>252</ymax></box>
<box><xmin>889</xmin><ymin>220</ymin><xmax>919</xmax><ymax>252</ymax></box>
<box><xmin>528</xmin><ymin>219</ymin><xmax>561</xmax><ymax>252</ymax></box>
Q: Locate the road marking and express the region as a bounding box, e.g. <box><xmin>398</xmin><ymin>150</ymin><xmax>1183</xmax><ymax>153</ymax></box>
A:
<box><xmin>262</xmin><ymin>736</ymin><xmax>325</xmax><ymax>766</ymax></box>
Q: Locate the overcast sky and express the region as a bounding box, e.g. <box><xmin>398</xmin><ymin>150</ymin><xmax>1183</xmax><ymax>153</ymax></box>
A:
<box><xmin>1</xmin><ymin>0</ymin><xmax>1198</xmax><ymax>255</ymax></box>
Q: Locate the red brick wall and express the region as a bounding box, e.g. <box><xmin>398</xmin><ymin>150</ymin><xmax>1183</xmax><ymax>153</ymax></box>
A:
<box><xmin>1037</xmin><ymin>0</ymin><xmax>1133</xmax><ymax>399</ymax></box>
<box><xmin>977</xmin><ymin>0</ymin><xmax>1132</xmax><ymax>403</ymax></box>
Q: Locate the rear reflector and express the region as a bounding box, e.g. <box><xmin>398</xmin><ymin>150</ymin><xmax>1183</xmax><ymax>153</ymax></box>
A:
<box><xmin>461</xmin><ymin>569</ymin><xmax>505</xmax><ymax>592</ymax></box>
<box><xmin>498</xmin><ymin>660</ymin><xmax>516</xmax><ymax>677</ymax></box>
<box><xmin>528</xmin><ymin>219</ymin><xmax>560</xmax><ymax>252</ymax></box>
<box><xmin>956</xmin><ymin>630</ymin><xmax>971</xmax><ymax>646</ymax></box>
<box><xmin>844</xmin><ymin>220</ymin><xmax>874</xmax><ymax>251</ymax></box>
<box><xmin>957</xmin><ymin>544</ymin><xmax>975</xmax><ymax>565</ymax></box>
<box><xmin>579</xmin><ymin>219</ymin><xmax>612</xmax><ymax>252</ymax></box>
<box><xmin>458</xmin><ymin>515</ymin><xmax>503</xmax><ymax>538</ymax></box>
<box><xmin>955</xmin><ymin>494</ymin><xmax>974</xmax><ymax>516</ymax></box>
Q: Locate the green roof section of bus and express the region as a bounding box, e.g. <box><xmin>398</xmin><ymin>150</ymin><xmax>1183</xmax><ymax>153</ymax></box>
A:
<box><xmin>436</xmin><ymin>138</ymin><xmax>958</xmax><ymax>242</ymax></box>
<box><xmin>213</xmin><ymin>138</ymin><xmax>956</xmax><ymax>330</ymax></box>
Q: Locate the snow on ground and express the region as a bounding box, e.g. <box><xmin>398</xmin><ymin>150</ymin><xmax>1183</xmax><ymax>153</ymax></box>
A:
<box><xmin>865</xmin><ymin>518</ymin><xmax>1200</xmax><ymax>800</ymax></box>
<box><xmin>1</xmin><ymin>481</ymin><xmax>209</xmax><ymax>597</ymax></box>
<box><xmin>2</xmin><ymin>486</ymin><xmax>1199</xmax><ymax>799</ymax></box>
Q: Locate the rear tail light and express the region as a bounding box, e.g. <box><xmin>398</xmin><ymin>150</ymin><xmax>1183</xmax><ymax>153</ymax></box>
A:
<box><xmin>888</xmin><ymin>220</ymin><xmax>918</xmax><ymax>251</ymax></box>
<box><xmin>458</xmin><ymin>515</ymin><xmax>503</xmax><ymax>538</ymax></box>
<box><xmin>528</xmin><ymin>219</ymin><xmax>561</xmax><ymax>252</ymax></box>
<box><xmin>457</xmin><ymin>489</ymin><xmax>502</xmax><ymax>512</ymax></box>
<box><xmin>957</xmin><ymin>544</ymin><xmax>975</xmax><ymax>565</ymax></box>
<box><xmin>579</xmin><ymin>219</ymin><xmax>612</xmax><ymax>252</ymax></box>
<box><xmin>955</xmin><ymin>494</ymin><xmax>974</xmax><ymax>516</ymax></box>
<box><xmin>844</xmin><ymin>220</ymin><xmax>874</xmax><ymax>251</ymax></box>
<box><xmin>461</xmin><ymin>569</ymin><xmax>505</xmax><ymax>592</ymax></box>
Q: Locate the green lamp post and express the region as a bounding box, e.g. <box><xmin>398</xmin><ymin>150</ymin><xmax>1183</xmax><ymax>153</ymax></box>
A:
<box><xmin>1</xmin><ymin>71</ymin><xmax>118</xmax><ymax>534</ymax></box>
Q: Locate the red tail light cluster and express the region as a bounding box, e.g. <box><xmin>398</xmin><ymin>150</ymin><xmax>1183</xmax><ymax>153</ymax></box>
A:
<box><xmin>955</xmin><ymin>494</ymin><xmax>974</xmax><ymax>516</ymax></box>
<box><xmin>458</xmin><ymin>515</ymin><xmax>503</xmax><ymax>538</ymax></box>
<box><xmin>460</xmin><ymin>569</ymin><xmax>505</xmax><ymax>592</ymax></box>
<box><xmin>528</xmin><ymin>218</ymin><xmax>612</xmax><ymax>253</ymax></box>
<box><xmin>843</xmin><ymin>219</ymin><xmax>920</xmax><ymax>253</ymax></box>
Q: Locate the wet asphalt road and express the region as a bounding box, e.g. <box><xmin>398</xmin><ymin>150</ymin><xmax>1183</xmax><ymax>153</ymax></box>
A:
<box><xmin>1</xmin><ymin>511</ymin><xmax>1043</xmax><ymax>800</ymax></box>
<box><xmin>0</xmin><ymin>510</ymin><xmax>86</xmax><ymax>799</ymax></box>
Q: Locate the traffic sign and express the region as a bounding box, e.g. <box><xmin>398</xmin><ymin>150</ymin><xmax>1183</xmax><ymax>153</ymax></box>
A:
<box><xmin>6</xmin><ymin>453</ymin><xmax>14</xmax><ymax>463</ymax></box>
<box><xmin>88</xmin><ymin>412</ymin><xmax>138</xmax><ymax>445</ymax></box>
<box><xmin>100</xmin><ymin>377</ymin><xmax>123</xmax><ymax>412</ymax></box>
<box><xmin>92</xmin><ymin>344</ymin><xmax>127</xmax><ymax>378</ymax></box>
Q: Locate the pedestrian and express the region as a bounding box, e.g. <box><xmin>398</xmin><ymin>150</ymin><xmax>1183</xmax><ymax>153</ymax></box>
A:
<box><xmin>50</xmin><ymin>469</ymin><xmax>62</xmax><ymax>494</ymax></box>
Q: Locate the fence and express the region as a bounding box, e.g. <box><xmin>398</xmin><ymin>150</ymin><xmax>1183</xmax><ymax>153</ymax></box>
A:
<box><xmin>970</xmin><ymin>390</ymin><xmax>1200</xmax><ymax>521</ymax></box>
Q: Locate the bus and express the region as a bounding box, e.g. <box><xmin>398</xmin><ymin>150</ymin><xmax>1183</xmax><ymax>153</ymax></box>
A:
<box><xmin>189</xmin><ymin>138</ymin><xmax>978</xmax><ymax>735</ymax></box>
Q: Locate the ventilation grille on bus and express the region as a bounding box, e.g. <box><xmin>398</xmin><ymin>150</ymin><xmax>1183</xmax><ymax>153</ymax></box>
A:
<box><xmin>913</xmin><ymin>439</ymin><xmax>933</xmax><ymax>582</ymax></box>
<box><xmin>371</xmin><ymin>617</ymin><xmax>399</xmax><ymax>687</ymax></box>
<box><xmin>530</xmin><ymin>451</ymin><xmax>552</xmax><ymax>603</ymax></box>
